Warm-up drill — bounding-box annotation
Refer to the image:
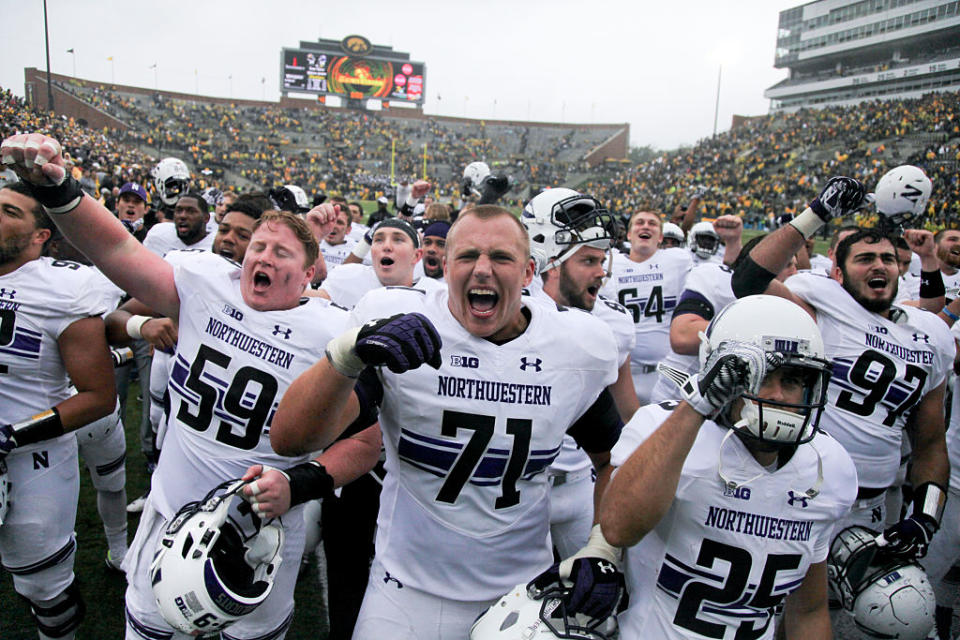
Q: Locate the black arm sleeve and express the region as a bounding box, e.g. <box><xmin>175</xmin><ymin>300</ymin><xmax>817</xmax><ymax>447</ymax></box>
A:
<box><xmin>673</xmin><ymin>290</ymin><xmax>715</xmax><ymax>320</ymax></box>
<box><xmin>566</xmin><ymin>388</ymin><xmax>623</xmax><ymax>454</ymax></box>
<box><xmin>731</xmin><ymin>254</ymin><xmax>778</xmax><ymax>299</ymax></box>
<box><xmin>339</xmin><ymin>367</ymin><xmax>383</xmax><ymax>439</ymax></box>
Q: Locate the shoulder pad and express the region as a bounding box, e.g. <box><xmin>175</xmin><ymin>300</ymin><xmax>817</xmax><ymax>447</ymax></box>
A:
<box><xmin>598</xmin><ymin>295</ymin><xmax>629</xmax><ymax>315</ymax></box>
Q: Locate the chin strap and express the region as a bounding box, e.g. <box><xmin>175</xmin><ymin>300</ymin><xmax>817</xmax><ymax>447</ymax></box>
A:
<box><xmin>716</xmin><ymin>429</ymin><xmax>824</xmax><ymax>500</ymax></box>
<box><xmin>717</xmin><ymin>429</ymin><xmax>766</xmax><ymax>492</ymax></box>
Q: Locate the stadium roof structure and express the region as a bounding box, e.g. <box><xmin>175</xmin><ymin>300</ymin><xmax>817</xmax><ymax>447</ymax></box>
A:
<box><xmin>765</xmin><ymin>0</ymin><xmax>960</xmax><ymax>111</ymax></box>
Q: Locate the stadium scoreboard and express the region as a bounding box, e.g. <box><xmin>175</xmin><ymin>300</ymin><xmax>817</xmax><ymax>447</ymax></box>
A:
<box><xmin>281</xmin><ymin>36</ymin><xmax>425</xmax><ymax>105</ymax></box>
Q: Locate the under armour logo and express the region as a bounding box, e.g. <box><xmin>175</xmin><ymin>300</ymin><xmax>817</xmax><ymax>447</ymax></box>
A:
<box><xmin>0</xmin><ymin>288</ymin><xmax>15</xmax><ymax>299</ymax></box>
<box><xmin>912</xmin><ymin>332</ymin><xmax>929</xmax><ymax>343</ymax></box>
<box><xmin>272</xmin><ymin>325</ymin><xmax>292</xmax><ymax>339</ymax></box>
<box><xmin>519</xmin><ymin>357</ymin><xmax>542</xmax><ymax>372</ymax></box>
<box><xmin>787</xmin><ymin>491</ymin><xmax>809</xmax><ymax>508</ymax></box>
<box><xmin>598</xmin><ymin>561</ymin><xmax>615</xmax><ymax>575</ymax></box>
<box><xmin>383</xmin><ymin>571</ymin><xmax>403</xmax><ymax>589</ymax></box>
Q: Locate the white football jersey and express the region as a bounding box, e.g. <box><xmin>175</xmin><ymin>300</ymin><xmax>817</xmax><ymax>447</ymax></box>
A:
<box><xmin>149</xmin><ymin>251</ymin><xmax>349</xmax><ymax>519</ymax></box>
<box><xmin>347</xmin><ymin>222</ymin><xmax>368</xmax><ymax>243</ymax></box>
<box><xmin>88</xmin><ymin>268</ymin><xmax>126</xmax><ymax>314</ymax></box>
<box><xmin>142</xmin><ymin>221</ymin><xmax>214</xmax><ymax>257</ymax></box>
<box><xmin>691</xmin><ymin>250</ymin><xmax>724</xmax><ymax>266</ymax></box>
<box><xmin>348</xmin><ymin>287</ymin><xmax>619</xmax><ymax>600</ymax></box>
<box><xmin>810</xmin><ymin>253</ymin><xmax>833</xmax><ymax>273</ymax></box>
<box><xmin>942</xmin><ymin>268</ymin><xmax>960</xmax><ymax>301</ymax></box>
<box><xmin>319</xmin><ymin>238</ymin><xmax>357</xmax><ymax>270</ymax></box>
<box><xmin>550</xmin><ymin>294</ymin><xmax>636</xmax><ymax>473</ymax></box>
<box><xmin>654</xmin><ymin>263</ymin><xmax>737</xmax><ymax>402</ymax></box>
<box><xmin>0</xmin><ymin>258</ymin><xmax>107</xmax><ymax>444</ymax></box>
<box><xmin>320</xmin><ymin>262</ymin><xmax>445</xmax><ymax>310</ymax></box>
<box><xmin>786</xmin><ymin>272</ymin><xmax>954</xmax><ymax>488</ymax></box>
<box><xmin>531</xmin><ymin>282</ymin><xmax>635</xmax><ymax>474</ymax></box>
<box><xmin>613</xmin><ymin>402</ymin><xmax>857</xmax><ymax>639</ymax></box>
<box><xmin>602</xmin><ymin>249</ymin><xmax>692</xmax><ymax>374</ymax></box>
<box><xmin>948</xmin><ymin>323</ymin><xmax>960</xmax><ymax>491</ymax></box>
<box><xmin>894</xmin><ymin>273</ymin><xmax>921</xmax><ymax>303</ymax></box>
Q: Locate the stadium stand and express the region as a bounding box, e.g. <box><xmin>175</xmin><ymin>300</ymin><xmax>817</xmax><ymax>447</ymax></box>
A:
<box><xmin>10</xmin><ymin>74</ymin><xmax>960</xmax><ymax>229</ymax></box>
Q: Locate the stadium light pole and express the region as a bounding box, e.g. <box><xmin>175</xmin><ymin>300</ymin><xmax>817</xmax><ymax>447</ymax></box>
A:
<box><xmin>43</xmin><ymin>0</ymin><xmax>54</xmax><ymax>112</ymax></box>
<box><xmin>712</xmin><ymin>64</ymin><xmax>722</xmax><ymax>138</ymax></box>
<box><xmin>67</xmin><ymin>48</ymin><xmax>76</xmax><ymax>78</ymax></box>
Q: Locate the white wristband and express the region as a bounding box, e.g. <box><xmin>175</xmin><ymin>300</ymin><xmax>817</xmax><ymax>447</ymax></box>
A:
<box><xmin>324</xmin><ymin>326</ymin><xmax>365</xmax><ymax>378</ymax></box>
<box><xmin>350</xmin><ymin>238</ymin><xmax>372</xmax><ymax>259</ymax></box>
<box><xmin>788</xmin><ymin>208</ymin><xmax>825</xmax><ymax>240</ymax></box>
<box><xmin>558</xmin><ymin>524</ymin><xmax>623</xmax><ymax>578</ymax></box>
<box><xmin>125</xmin><ymin>315</ymin><xmax>152</xmax><ymax>340</ymax></box>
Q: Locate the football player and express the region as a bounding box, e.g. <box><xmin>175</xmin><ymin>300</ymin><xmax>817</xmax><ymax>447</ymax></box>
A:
<box><xmin>47</xmin><ymin>230</ymin><xmax>131</xmax><ymax>572</ymax></box>
<box><xmin>601</xmin><ymin>295</ymin><xmax>858</xmax><ymax>638</ymax></box>
<box><xmin>415</xmin><ymin>220</ymin><xmax>450</xmax><ymax>281</ymax></box>
<box><xmin>522</xmin><ymin>187</ymin><xmax>638</xmax><ymax>560</ymax></box>
<box><xmin>732</xmin><ymin>177</ymin><xmax>953</xmax><ymax>555</ymax></box>
<box><xmin>318</xmin><ymin>217</ymin><xmax>445</xmax><ymax>308</ymax></box>
<box><xmin>600</xmin><ymin>208</ymin><xmax>693</xmax><ymax>402</ymax></box>
<box><xmin>0</xmin><ymin>132</ymin><xmax>367</xmax><ymax>640</ymax></box>
<box><xmin>318</xmin><ymin>204</ymin><xmax>356</xmax><ymax>270</ymax></box>
<box><xmin>649</xmin><ymin>235</ymin><xmax>799</xmax><ymax>404</ymax></box>
<box><xmin>270</xmin><ymin>205</ymin><xmax>625</xmax><ymax>639</ymax></box>
<box><xmin>0</xmin><ymin>181</ymin><xmax>117</xmax><ymax>640</ymax></box>
<box><xmin>142</xmin><ymin>191</ymin><xmax>214</xmax><ymax>256</ymax></box>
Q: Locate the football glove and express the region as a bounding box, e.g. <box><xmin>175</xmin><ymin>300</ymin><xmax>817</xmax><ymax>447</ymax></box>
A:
<box><xmin>809</xmin><ymin>177</ymin><xmax>866</xmax><ymax>222</ymax></box>
<box><xmin>678</xmin><ymin>340</ymin><xmax>782</xmax><ymax>418</ymax></box>
<box><xmin>326</xmin><ymin>313</ymin><xmax>442</xmax><ymax>377</ymax></box>
<box><xmin>878</xmin><ymin>514</ymin><xmax>938</xmax><ymax>559</ymax></box>
<box><xmin>528</xmin><ymin>525</ymin><xmax>625</xmax><ymax>622</ymax></box>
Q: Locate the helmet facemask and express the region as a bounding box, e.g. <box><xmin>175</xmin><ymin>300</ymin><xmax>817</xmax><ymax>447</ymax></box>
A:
<box><xmin>533</xmin><ymin>194</ymin><xmax>616</xmax><ymax>273</ymax></box>
<box><xmin>722</xmin><ymin>355</ymin><xmax>831</xmax><ymax>447</ymax></box>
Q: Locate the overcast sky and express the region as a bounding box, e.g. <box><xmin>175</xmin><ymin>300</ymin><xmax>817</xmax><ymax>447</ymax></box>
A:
<box><xmin>3</xmin><ymin>0</ymin><xmax>801</xmax><ymax>150</ymax></box>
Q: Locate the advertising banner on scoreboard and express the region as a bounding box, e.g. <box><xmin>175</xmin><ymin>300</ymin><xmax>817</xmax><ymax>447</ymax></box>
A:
<box><xmin>282</xmin><ymin>49</ymin><xmax>425</xmax><ymax>104</ymax></box>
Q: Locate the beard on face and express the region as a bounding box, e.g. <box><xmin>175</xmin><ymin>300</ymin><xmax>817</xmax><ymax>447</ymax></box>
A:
<box><xmin>0</xmin><ymin>232</ymin><xmax>33</xmax><ymax>266</ymax></box>
<box><xmin>840</xmin><ymin>273</ymin><xmax>896</xmax><ymax>313</ymax></box>
<box><xmin>937</xmin><ymin>245</ymin><xmax>960</xmax><ymax>269</ymax></box>
<box><xmin>558</xmin><ymin>271</ymin><xmax>599</xmax><ymax>311</ymax></box>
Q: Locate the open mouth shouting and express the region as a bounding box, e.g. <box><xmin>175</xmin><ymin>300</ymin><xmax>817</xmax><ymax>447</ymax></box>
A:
<box><xmin>253</xmin><ymin>269</ymin><xmax>272</xmax><ymax>290</ymax></box>
<box><xmin>424</xmin><ymin>255</ymin><xmax>441</xmax><ymax>270</ymax></box>
<box><xmin>218</xmin><ymin>245</ymin><xmax>237</xmax><ymax>261</ymax></box>
<box><xmin>867</xmin><ymin>275</ymin><xmax>888</xmax><ymax>292</ymax></box>
<box><xmin>468</xmin><ymin>288</ymin><xmax>499</xmax><ymax>317</ymax></box>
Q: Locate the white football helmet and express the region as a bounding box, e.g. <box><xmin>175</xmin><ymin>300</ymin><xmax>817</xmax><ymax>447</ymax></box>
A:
<box><xmin>150</xmin><ymin>479</ymin><xmax>284</xmax><ymax>635</ymax></box>
<box><xmin>470</xmin><ymin>582</ymin><xmax>615</xmax><ymax>640</ymax></box>
<box><xmin>463</xmin><ymin>161</ymin><xmax>491</xmax><ymax>198</ymax></box>
<box><xmin>828</xmin><ymin>525</ymin><xmax>935</xmax><ymax>639</ymax></box>
<box><xmin>661</xmin><ymin>222</ymin><xmax>685</xmax><ymax>248</ymax></box>
<box><xmin>0</xmin><ymin>461</ymin><xmax>9</xmax><ymax>525</ymax></box>
<box><xmin>874</xmin><ymin>165</ymin><xmax>932</xmax><ymax>227</ymax></box>
<box><xmin>201</xmin><ymin>187</ymin><xmax>224</xmax><ymax>209</ymax></box>
<box><xmin>688</xmin><ymin>221</ymin><xmax>720</xmax><ymax>259</ymax></box>
<box><xmin>282</xmin><ymin>184</ymin><xmax>310</xmax><ymax>213</ymax></box>
<box><xmin>522</xmin><ymin>188</ymin><xmax>614</xmax><ymax>273</ymax></box>
<box><xmin>700</xmin><ymin>295</ymin><xmax>831</xmax><ymax>445</ymax></box>
<box><xmin>150</xmin><ymin>157</ymin><xmax>191</xmax><ymax>207</ymax></box>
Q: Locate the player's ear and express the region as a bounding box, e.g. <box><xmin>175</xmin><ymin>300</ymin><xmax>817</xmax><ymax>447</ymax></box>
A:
<box><xmin>523</xmin><ymin>257</ymin><xmax>535</xmax><ymax>287</ymax></box>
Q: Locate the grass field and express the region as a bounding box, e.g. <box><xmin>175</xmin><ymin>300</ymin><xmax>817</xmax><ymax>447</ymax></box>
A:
<box><xmin>0</xmin><ymin>384</ymin><xmax>330</xmax><ymax>640</ymax></box>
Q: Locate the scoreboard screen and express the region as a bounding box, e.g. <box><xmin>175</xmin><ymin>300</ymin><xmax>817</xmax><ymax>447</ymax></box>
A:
<box><xmin>282</xmin><ymin>49</ymin><xmax>425</xmax><ymax>104</ymax></box>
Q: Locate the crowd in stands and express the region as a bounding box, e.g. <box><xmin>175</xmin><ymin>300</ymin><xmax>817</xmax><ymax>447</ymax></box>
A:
<box><xmin>7</xmin><ymin>83</ymin><xmax>959</xmax><ymax>230</ymax></box>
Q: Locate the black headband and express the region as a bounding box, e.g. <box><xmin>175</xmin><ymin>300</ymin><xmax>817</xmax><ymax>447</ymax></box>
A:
<box><xmin>374</xmin><ymin>218</ymin><xmax>420</xmax><ymax>248</ymax></box>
